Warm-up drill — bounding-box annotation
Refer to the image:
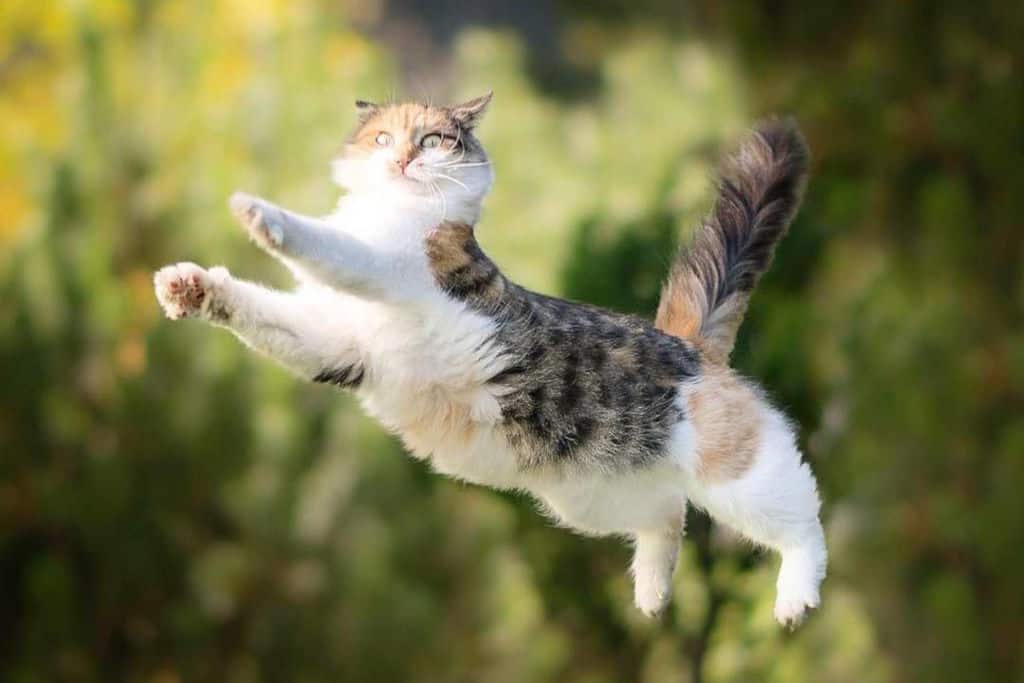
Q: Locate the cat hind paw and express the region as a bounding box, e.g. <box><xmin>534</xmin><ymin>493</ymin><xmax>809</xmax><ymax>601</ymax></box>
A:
<box><xmin>633</xmin><ymin>574</ymin><xmax>674</xmax><ymax>618</ymax></box>
<box><xmin>773</xmin><ymin>576</ymin><xmax>820</xmax><ymax>628</ymax></box>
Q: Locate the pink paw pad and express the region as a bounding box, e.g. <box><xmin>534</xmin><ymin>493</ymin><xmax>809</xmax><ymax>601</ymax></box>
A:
<box><xmin>154</xmin><ymin>263</ymin><xmax>211</xmax><ymax>320</ymax></box>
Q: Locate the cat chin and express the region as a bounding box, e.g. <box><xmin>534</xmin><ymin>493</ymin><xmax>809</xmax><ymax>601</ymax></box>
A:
<box><xmin>330</xmin><ymin>162</ymin><xmax>488</xmax><ymax>224</ymax></box>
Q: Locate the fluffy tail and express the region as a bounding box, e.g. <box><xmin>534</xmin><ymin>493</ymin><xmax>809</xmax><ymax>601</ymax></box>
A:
<box><xmin>655</xmin><ymin>119</ymin><xmax>808</xmax><ymax>364</ymax></box>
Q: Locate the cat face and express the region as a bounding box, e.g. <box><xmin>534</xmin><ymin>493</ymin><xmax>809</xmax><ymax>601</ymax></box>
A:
<box><xmin>332</xmin><ymin>93</ymin><xmax>494</xmax><ymax>207</ymax></box>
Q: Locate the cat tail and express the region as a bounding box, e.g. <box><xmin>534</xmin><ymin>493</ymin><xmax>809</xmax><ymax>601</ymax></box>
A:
<box><xmin>655</xmin><ymin>118</ymin><xmax>808</xmax><ymax>364</ymax></box>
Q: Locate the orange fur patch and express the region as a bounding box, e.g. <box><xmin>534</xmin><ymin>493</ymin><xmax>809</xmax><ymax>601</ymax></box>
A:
<box><xmin>425</xmin><ymin>221</ymin><xmax>474</xmax><ymax>272</ymax></box>
<box><xmin>425</xmin><ymin>221</ymin><xmax>506</xmax><ymax>303</ymax></box>
<box><xmin>687</xmin><ymin>367</ymin><xmax>761</xmax><ymax>482</ymax></box>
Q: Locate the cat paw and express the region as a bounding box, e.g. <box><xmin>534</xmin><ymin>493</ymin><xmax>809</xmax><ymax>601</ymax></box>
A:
<box><xmin>773</xmin><ymin>584</ymin><xmax>819</xmax><ymax>628</ymax></box>
<box><xmin>154</xmin><ymin>262</ymin><xmax>215</xmax><ymax>320</ymax></box>
<box><xmin>229</xmin><ymin>191</ymin><xmax>285</xmax><ymax>251</ymax></box>
<box><xmin>773</xmin><ymin>546</ymin><xmax>823</xmax><ymax>628</ymax></box>
<box><xmin>634</xmin><ymin>576</ymin><xmax>673</xmax><ymax>617</ymax></box>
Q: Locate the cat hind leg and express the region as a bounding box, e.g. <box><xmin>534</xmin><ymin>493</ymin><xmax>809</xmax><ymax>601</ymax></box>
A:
<box><xmin>631</xmin><ymin>522</ymin><xmax>683</xmax><ymax>617</ymax></box>
<box><xmin>688</xmin><ymin>409</ymin><xmax>827</xmax><ymax>627</ymax></box>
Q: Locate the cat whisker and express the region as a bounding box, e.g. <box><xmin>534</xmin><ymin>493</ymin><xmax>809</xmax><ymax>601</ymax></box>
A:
<box><xmin>440</xmin><ymin>149</ymin><xmax>466</xmax><ymax>169</ymax></box>
<box><xmin>438</xmin><ymin>161</ymin><xmax>492</xmax><ymax>169</ymax></box>
<box><xmin>432</xmin><ymin>173</ymin><xmax>470</xmax><ymax>192</ymax></box>
<box><xmin>437</xmin><ymin>182</ymin><xmax>448</xmax><ymax>220</ymax></box>
<box><xmin>448</xmin><ymin>127</ymin><xmax>469</xmax><ymax>166</ymax></box>
<box><xmin>427</xmin><ymin>179</ymin><xmax>448</xmax><ymax>220</ymax></box>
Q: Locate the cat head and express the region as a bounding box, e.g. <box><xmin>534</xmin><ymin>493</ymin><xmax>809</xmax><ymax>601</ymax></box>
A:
<box><xmin>332</xmin><ymin>93</ymin><xmax>494</xmax><ymax>210</ymax></box>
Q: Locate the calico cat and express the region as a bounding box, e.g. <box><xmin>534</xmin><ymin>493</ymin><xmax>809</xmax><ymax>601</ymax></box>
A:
<box><xmin>154</xmin><ymin>93</ymin><xmax>827</xmax><ymax>626</ymax></box>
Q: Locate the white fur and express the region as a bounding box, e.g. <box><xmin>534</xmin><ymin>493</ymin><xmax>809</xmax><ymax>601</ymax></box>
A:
<box><xmin>154</xmin><ymin>130</ymin><xmax>825</xmax><ymax>626</ymax></box>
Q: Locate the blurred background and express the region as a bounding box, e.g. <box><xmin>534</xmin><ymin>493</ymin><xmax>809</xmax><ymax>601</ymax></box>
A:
<box><xmin>2</xmin><ymin>1</ymin><xmax>1022</xmax><ymax>682</ymax></box>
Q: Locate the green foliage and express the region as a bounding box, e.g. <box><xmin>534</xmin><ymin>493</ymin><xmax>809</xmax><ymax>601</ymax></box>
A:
<box><xmin>1</xmin><ymin>2</ymin><xmax>1021</xmax><ymax>682</ymax></box>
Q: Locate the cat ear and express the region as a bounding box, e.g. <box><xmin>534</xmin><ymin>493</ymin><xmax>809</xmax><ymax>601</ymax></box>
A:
<box><xmin>355</xmin><ymin>99</ymin><xmax>380</xmax><ymax>123</ymax></box>
<box><xmin>449</xmin><ymin>91</ymin><xmax>493</xmax><ymax>129</ymax></box>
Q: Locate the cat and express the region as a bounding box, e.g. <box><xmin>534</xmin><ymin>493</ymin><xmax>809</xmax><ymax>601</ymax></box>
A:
<box><xmin>154</xmin><ymin>92</ymin><xmax>827</xmax><ymax>626</ymax></box>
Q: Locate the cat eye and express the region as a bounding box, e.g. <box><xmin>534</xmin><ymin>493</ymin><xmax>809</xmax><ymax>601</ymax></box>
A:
<box><xmin>375</xmin><ymin>132</ymin><xmax>393</xmax><ymax>146</ymax></box>
<box><xmin>420</xmin><ymin>133</ymin><xmax>443</xmax><ymax>149</ymax></box>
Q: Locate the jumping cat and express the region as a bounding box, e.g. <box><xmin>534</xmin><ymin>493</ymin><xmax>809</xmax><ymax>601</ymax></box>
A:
<box><xmin>154</xmin><ymin>93</ymin><xmax>826</xmax><ymax>626</ymax></box>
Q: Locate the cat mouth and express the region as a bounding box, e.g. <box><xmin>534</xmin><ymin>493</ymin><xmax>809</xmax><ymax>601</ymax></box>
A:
<box><xmin>387</xmin><ymin>171</ymin><xmax>438</xmax><ymax>194</ymax></box>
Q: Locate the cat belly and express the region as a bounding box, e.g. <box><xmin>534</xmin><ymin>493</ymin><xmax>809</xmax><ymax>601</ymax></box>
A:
<box><xmin>526</xmin><ymin>460</ymin><xmax>689</xmax><ymax>536</ymax></box>
<box><xmin>361</xmin><ymin>382</ymin><xmax>525</xmax><ymax>489</ymax></box>
<box><xmin>419</xmin><ymin>428</ymin><xmax>524</xmax><ymax>489</ymax></box>
<box><xmin>524</xmin><ymin>410</ymin><xmax>698</xmax><ymax>535</ymax></box>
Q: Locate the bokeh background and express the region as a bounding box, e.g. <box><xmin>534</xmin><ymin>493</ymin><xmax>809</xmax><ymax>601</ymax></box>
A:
<box><xmin>2</xmin><ymin>1</ymin><xmax>1022</xmax><ymax>682</ymax></box>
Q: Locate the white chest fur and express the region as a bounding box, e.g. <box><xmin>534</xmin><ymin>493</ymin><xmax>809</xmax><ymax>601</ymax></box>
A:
<box><xmin>299</xmin><ymin>192</ymin><xmax>523</xmax><ymax>488</ymax></box>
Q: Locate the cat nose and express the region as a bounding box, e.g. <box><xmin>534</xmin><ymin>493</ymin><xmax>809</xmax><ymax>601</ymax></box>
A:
<box><xmin>396</xmin><ymin>157</ymin><xmax>411</xmax><ymax>172</ymax></box>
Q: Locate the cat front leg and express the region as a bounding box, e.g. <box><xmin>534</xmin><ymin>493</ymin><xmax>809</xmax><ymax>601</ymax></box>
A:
<box><xmin>229</xmin><ymin>192</ymin><xmax>392</xmax><ymax>300</ymax></box>
<box><xmin>154</xmin><ymin>262</ymin><xmax>364</xmax><ymax>384</ymax></box>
